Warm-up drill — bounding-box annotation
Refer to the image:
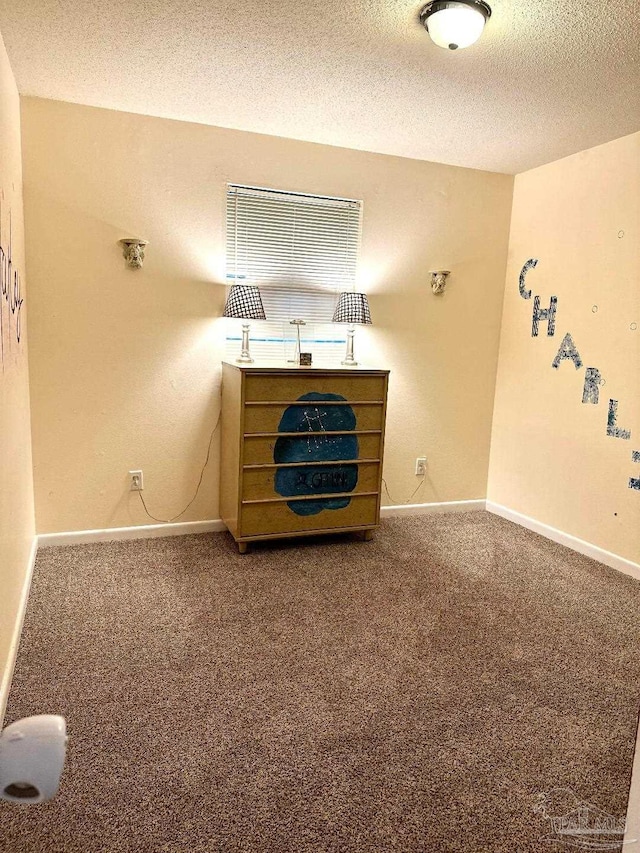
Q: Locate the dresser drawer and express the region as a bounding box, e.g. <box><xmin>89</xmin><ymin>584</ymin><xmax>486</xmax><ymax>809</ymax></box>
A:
<box><xmin>241</xmin><ymin>460</ymin><xmax>380</xmax><ymax>502</ymax></box>
<box><xmin>242</xmin><ymin>432</ymin><xmax>383</xmax><ymax>466</ymax></box>
<box><xmin>244</xmin><ymin>372</ymin><xmax>386</xmax><ymax>404</ymax></box>
<box><xmin>240</xmin><ymin>493</ymin><xmax>379</xmax><ymax>538</ymax></box>
<box><xmin>243</xmin><ymin>402</ymin><xmax>385</xmax><ymax>435</ymax></box>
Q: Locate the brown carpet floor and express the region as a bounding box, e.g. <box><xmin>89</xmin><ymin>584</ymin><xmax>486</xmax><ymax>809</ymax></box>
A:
<box><xmin>1</xmin><ymin>513</ymin><xmax>639</xmax><ymax>853</ymax></box>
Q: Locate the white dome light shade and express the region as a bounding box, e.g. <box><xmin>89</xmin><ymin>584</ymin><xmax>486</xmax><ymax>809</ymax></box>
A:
<box><xmin>420</xmin><ymin>1</ymin><xmax>491</xmax><ymax>51</ymax></box>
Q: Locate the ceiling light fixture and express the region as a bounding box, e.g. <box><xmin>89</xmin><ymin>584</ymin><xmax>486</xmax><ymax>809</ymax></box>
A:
<box><xmin>419</xmin><ymin>1</ymin><xmax>491</xmax><ymax>51</ymax></box>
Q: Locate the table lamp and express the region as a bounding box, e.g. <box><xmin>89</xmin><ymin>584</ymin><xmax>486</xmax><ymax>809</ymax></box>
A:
<box><xmin>332</xmin><ymin>292</ymin><xmax>372</xmax><ymax>366</ymax></box>
<box><xmin>223</xmin><ymin>284</ymin><xmax>266</xmax><ymax>363</ymax></box>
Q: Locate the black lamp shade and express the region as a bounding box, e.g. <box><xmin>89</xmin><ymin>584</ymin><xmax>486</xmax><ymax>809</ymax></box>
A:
<box><xmin>332</xmin><ymin>292</ymin><xmax>372</xmax><ymax>325</ymax></box>
<box><xmin>223</xmin><ymin>284</ymin><xmax>266</xmax><ymax>320</ymax></box>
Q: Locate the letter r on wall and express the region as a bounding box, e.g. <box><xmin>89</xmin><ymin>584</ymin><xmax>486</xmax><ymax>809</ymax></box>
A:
<box><xmin>582</xmin><ymin>368</ymin><xmax>602</xmax><ymax>404</ymax></box>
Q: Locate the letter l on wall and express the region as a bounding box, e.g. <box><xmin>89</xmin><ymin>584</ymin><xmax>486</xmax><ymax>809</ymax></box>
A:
<box><xmin>631</xmin><ymin>451</ymin><xmax>640</xmax><ymax>491</ymax></box>
<box><xmin>607</xmin><ymin>400</ymin><xmax>632</xmax><ymax>440</ymax></box>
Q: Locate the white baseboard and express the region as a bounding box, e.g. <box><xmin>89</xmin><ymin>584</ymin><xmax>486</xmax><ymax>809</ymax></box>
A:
<box><xmin>38</xmin><ymin>519</ymin><xmax>227</xmax><ymax>548</ymax></box>
<box><xmin>486</xmin><ymin>501</ymin><xmax>640</xmax><ymax>582</ymax></box>
<box><xmin>36</xmin><ymin>506</ymin><xmax>639</xmax><ymax>583</ymax></box>
<box><xmin>626</xmin><ymin>720</ymin><xmax>640</xmax><ymax>848</ymax></box>
<box><xmin>0</xmin><ymin>536</ymin><xmax>38</xmax><ymax>725</ymax></box>
<box><xmin>381</xmin><ymin>499</ymin><xmax>486</xmax><ymax>518</ymax></box>
<box><xmin>38</xmin><ymin>505</ymin><xmax>487</xmax><ymax>547</ymax></box>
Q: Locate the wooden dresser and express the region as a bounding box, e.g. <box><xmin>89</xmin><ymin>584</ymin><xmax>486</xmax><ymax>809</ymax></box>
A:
<box><xmin>220</xmin><ymin>362</ymin><xmax>389</xmax><ymax>552</ymax></box>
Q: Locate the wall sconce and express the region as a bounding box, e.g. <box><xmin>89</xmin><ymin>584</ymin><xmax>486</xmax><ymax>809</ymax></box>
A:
<box><xmin>431</xmin><ymin>270</ymin><xmax>451</xmax><ymax>294</ymax></box>
<box><xmin>119</xmin><ymin>238</ymin><xmax>148</xmax><ymax>269</ymax></box>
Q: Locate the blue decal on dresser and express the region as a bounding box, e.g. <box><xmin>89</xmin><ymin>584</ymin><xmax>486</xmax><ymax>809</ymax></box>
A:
<box><xmin>274</xmin><ymin>392</ymin><xmax>359</xmax><ymax>516</ymax></box>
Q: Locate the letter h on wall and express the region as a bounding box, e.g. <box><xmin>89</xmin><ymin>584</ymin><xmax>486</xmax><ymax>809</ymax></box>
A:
<box><xmin>532</xmin><ymin>295</ymin><xmax>558</xmax><ymax>337</ymax></box>
<box><xmin>519</xmin><ymin>259</ymin><xmax>557</xmax><ymax>338</ymax></box>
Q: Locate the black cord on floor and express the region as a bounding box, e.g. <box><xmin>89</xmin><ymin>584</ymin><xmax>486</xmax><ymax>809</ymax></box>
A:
<box><xmin>136</xmin><ymin>411</ymin><xmax>221</xmax><ymax>524</ymax></box>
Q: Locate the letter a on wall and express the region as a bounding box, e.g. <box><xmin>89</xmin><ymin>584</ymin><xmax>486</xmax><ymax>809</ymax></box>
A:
<box><xmin>552</xmin><ymin>333</ymin><xmax>583</xmax><ymax>370</ymax></box>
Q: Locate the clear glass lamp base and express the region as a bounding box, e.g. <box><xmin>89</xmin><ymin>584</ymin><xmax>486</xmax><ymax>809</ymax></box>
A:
<box><xmin>341</xmin><ymin>326</ymin><xmax>358</xmax><ymax>366</ymax></box>
<box><xmin>236</xmin><ymin>323</ymin><xmax>254</xmax><ymax>364</ymax></box>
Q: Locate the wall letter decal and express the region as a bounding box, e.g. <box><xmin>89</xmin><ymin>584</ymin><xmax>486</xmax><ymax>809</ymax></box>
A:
<box><xmin>607</xmin><ymin>400</ymin><xmax>631</xmax><ymax>440</ymax></box>
<box><xmin>0</xmin><ymin>202</ymin><xmax>24</xmax><ymax>366</ymax></box>
<box><xmin>582</xmin><ymin>368</ymin><xmax>602</xmax><ymax>404</ymax></box>
<box><xmin>631</xmin><ymin>451</ymin><xmax>640</xmax><ymax>491</ymax></box>
<box><xmin>519</xmin><ymin>258</ymin><xmax>538</xmax><ymax>300</ymax></box>
<box><xmin>552</xmin><ymin>333</ymin><xmax>583</xmax><ymax>370</ymax></box>
<box><xmin>532</xmin><ymin>295</ymin><xmax>558</xmax><ymax>337</ymax></box>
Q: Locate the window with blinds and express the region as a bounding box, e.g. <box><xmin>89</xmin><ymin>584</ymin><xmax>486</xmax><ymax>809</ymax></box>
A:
<box><xmin>225</xmin><ymin>184</ymin><xmax>362</xmax><ymax>364</ymax></box>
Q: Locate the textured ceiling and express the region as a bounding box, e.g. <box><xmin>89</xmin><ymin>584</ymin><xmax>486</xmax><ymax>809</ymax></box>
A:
<box><xmin>0</xmin><ymin>1</ymin><xmax>639</xmax><ymax>174</ymax></box>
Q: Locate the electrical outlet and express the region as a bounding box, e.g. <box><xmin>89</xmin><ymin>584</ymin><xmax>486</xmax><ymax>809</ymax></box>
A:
<box><xmin>129</xmin><ymin>470</ymin><xmax>144</xmax><ymax>491</ymax></box>
<box><xmin>415</xmin><ymin>457</ymin><xmax>427</xmax><ymax>476</ymax></box>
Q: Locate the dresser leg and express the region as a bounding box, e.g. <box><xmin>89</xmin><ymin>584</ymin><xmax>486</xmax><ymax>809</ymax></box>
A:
<box><xmin>363</xmin><ymin>530</ymin><xmax>374</xmax><ymax>542</ymax></box>
<box><xmin>238</xmin><ymin>542</ymin><xmax>249</xmax><ymax>554</ymax></box>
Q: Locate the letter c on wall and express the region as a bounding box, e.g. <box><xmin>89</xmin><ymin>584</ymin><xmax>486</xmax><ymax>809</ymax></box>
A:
<box><xmin>519</xmin><ymin>259</ymin><xmax>538</xmax><ymax>300</ymax></box>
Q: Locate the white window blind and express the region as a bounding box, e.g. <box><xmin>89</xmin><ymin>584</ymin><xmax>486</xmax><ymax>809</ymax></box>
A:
<box><xmin>225</xmin><ymin>184</ymin><xmax>362</xmax><ymax>364</ymax></box>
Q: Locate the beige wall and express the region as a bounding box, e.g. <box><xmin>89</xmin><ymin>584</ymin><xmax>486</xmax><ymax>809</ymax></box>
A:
<box><xmin>0</xmin><ymin>33</ymin><xmax>35</xmax><ymax>716</ymax></box>
<box><xmin>489</xmin><ymin>132</ymin><xmax>640</xmax><ymax>565</ymax></box>
<box><xmin>20</xmin><ymin>97</ymin><xmax>513</xmax><ymax>534</ymax></box>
